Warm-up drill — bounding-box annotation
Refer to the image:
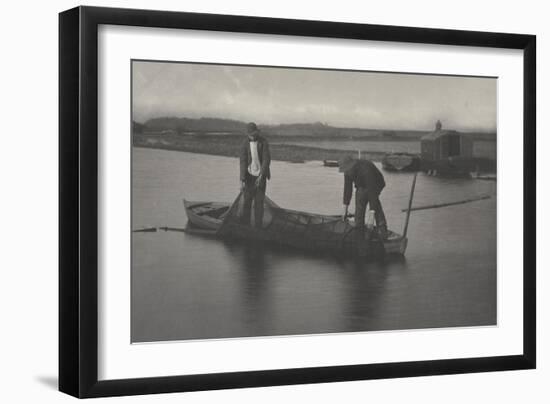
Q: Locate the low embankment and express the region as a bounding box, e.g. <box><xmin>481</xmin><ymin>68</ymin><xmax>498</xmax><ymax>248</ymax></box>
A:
<box><xmin>133</xmin><ymin>133</ymin><xmax>387</xmax><ymax>162</ymax></box>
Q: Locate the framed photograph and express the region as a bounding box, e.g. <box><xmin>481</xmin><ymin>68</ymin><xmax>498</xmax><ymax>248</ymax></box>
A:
<box><xmin>59</xmin><ymin>6</ymin><xmax>536</xmax><ymax>398</ymax></box>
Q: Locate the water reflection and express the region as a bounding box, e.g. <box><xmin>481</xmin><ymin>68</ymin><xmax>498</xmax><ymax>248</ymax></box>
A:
<box><xmin>226</xmin><ymin>242</ymin><xmax>272</xmax><ymax>335</ymax></box>
<box><xmin>337</xmin><ymin>256</ymin><xmax>409</xmax><ymax>331</ymax></box>
<box><xmin>217</xmin><ymin>238</ymin><xmax>414</xmax><ymax>337</ymax></box>
<box><xmin>131</xmin><ymin>148</ymin><xmax>496</xmax><ymax>342</ymax></box>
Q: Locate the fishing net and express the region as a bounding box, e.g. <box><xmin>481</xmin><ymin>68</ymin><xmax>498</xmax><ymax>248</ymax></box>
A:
<box><xmin>218</xmin><ymin>191</ymin><xmax>383</xmax><ymax>256</ymax></box>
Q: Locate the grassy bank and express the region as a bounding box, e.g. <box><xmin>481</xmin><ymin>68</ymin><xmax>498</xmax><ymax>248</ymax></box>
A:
<box><xmin>133</xmin><ymin>133</ymin><xmax>496</xmax><ymax>173</ymax></box>
<box><xmin>133</xmin><ymin>133</ymin><xmax>387</xmax><ymax>162</ymax></box>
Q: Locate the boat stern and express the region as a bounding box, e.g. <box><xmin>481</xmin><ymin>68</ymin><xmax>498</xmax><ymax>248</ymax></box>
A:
<box><xmin>383</xmin><ymin>234</ymin><xmax>408</xmax><ymax>255</ymax></box>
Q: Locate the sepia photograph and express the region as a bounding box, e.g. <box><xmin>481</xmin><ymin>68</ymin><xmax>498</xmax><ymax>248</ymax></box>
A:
<box><xmin>130</xmin><ymin>60</ymin><xmax>497</xmax><ymax>343</ymax></box>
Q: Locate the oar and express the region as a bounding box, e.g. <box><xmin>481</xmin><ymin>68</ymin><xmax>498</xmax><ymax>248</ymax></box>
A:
<box><xmin>132</xmin><ymin>227</ymin><xmax>157</xmax><ymax>233</ymax></box>
<box><xmin>401</xmin><ymin>194</ymin><xmax>491</xmax><ymax>213</ymax></box>
<box><xmin>159</xmin><ymin>227</ymin><xmax>186</xmax><ymax>232</ymax></box>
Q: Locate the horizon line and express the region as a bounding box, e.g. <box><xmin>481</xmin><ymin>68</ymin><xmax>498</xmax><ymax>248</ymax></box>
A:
<box><xmin>132</xmin><ymin>115</ymin><xmax>497</xmax><ymax>134</ymax></box>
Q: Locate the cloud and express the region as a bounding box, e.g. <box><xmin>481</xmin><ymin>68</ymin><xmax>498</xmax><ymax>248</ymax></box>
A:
<box><xmin>132</xmin><ymin>61</ymin><xmax>496</xmax><ymax>131</ymax></box>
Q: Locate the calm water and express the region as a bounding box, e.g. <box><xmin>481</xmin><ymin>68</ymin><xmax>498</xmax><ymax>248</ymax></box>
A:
<box><xmin>132</xmin><ymin>148</ymin><xmax>496</xmax><ymax>342</ymax></box>
<box><xmin>273</xmin><ymin>139</ymin><xmax>497</xmax><ymax>159</ymax></box>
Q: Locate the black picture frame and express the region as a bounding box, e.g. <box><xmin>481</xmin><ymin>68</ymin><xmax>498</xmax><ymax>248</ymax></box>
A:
<box><xmin>59</xmin><ymin>6</ymin><xmax>536</xmax><ymax>398</ymax></box>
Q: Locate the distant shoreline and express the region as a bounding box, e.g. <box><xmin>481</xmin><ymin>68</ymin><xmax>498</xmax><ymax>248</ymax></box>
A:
<box><xmin>133</xmin><ymin>133</ymin><xmax>497</xmax><ymax>173</ymax></box>
<box><xmin>134</xmin><ymin>117</ymin><xmax>497</xmax><ymax>141</ymax></box>
<box><xmin>133</xmin><ymin>133</ymin><xmax>387</xmax><ymax>162</ymax></box>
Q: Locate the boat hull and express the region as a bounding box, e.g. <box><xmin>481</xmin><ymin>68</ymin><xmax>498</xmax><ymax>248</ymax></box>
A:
<box><xmin>323</xmin><ymin>160</ymin><xmax>339</xmax><ymax>167</ymax></box>
<box><xmin>183</xmin><ymin>200</ymin><xmax>228</xmax><ymax>230</ymax></box>
<box><xmin>184</xmin><ymin>199</ymin><xmax>407</xmax><ymax>256</ymax></box>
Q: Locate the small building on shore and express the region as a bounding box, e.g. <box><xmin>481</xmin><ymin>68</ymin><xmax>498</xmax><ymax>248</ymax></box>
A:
<box><xmin>420</xmin><ymin>121</ymin><xmax>473</xmax><ymax>162</ymax></box>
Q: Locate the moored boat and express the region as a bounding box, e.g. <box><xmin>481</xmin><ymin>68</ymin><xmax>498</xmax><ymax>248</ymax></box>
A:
<box><xmin>323</xmin><ymin>160</ymin><xmax>339</xmax><ymax>167</ymax></box>
<box><xmin>382</xmin><ymin>152</ymin><xmax>421</xmax><ymax>172</ymax></box>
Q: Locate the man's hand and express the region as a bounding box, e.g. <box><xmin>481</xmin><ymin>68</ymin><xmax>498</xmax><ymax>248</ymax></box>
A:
<box><xmin>240</xmin><ymin>181</ymin><xmax>246</xmax><ymax>191</ymax></box>
<box><xmin>255</xmin><ymin>175</ymin><xmax>263</xmax><ymax>187</ymax></box>
<box><xmin>342</xmin><ymin>204</ymin><xmax>349</xmax><ymax>222</ymax></box>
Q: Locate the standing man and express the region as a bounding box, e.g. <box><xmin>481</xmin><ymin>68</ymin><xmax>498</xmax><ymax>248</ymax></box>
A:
<box><xmin>240</xmin><ymin>122</ymin><xmax>271</xmax><ymax>228</ymax></box>
<box><xmin>339</xmin><ymin>155</ymin><xmax>388</xmax><ymax>239</ymax></box>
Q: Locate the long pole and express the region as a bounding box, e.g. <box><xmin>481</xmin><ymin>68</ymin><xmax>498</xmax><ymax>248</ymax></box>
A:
<box><xmin>402</xmin><ymin>172</ymin><xmax>418</xmax><ymax>238</ymax></box>
<box><xmin>400</xmin><ymin>194</ymin><xmax>491</xmax><ymax>212</ymax></box>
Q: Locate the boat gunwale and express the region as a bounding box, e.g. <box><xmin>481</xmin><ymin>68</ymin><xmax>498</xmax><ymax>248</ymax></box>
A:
<box><xmin>183</xmin><ymin>198</ymin><xmax>407</xmax><ymax>254</ymax></box>
<box><xmin>184</xmin><ymin>199</ymin><xmax>343</xmax><ymax>221</ymax></box>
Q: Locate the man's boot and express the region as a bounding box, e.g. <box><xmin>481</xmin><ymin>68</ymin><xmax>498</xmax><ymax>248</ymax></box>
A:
<box><xmin>378</xmin><ymin>224</ymin><xmax>389</xmax><ymax>240</ymax></box>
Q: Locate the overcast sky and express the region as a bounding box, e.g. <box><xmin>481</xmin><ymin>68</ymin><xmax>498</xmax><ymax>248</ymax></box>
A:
<box><xmin>132</xmin><ymin>60</ymin><xmax>496</xmax><ymax>132</ymax></box>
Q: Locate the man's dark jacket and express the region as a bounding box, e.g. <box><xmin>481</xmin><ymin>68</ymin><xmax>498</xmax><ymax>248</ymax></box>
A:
<box><xmin>239</xmin><ymin>135</ymin><xmax>271</xmax><ymax>182</ymax></box>
<box><xmin>343</xmin><ymin>160</ymin><xmax>385</xmax><ymax>205</ymax></box>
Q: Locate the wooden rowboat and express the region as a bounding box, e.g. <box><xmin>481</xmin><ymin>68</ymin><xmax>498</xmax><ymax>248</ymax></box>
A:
<box><xmin>183</xmin><ymin>173</ymin><xmax>418</xmax><ymax>258</ymax></box>
<box><xmin>183</xmin><ymin>199</ymin><xmax>408</xmax><ymax>256</ymax></box>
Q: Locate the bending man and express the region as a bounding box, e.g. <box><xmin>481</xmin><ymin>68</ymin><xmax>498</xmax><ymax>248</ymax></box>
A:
<box><xmin>339</xmin><ymin>155</ymin><xmax>388</xmax><ymax>239</ymax></box>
